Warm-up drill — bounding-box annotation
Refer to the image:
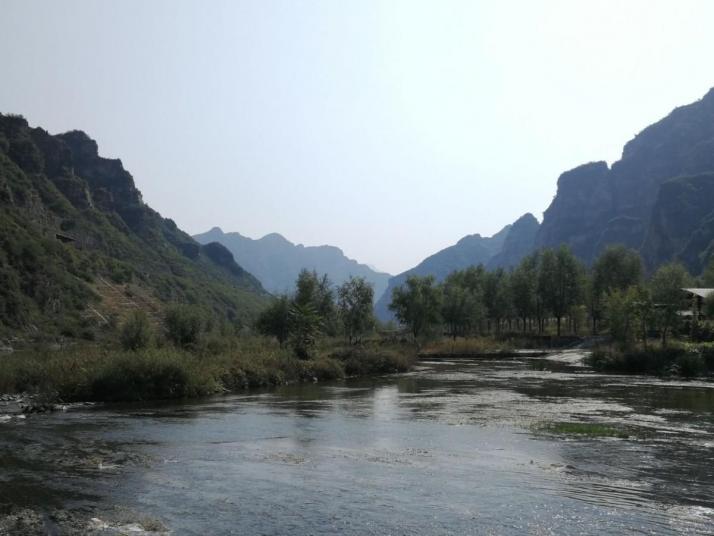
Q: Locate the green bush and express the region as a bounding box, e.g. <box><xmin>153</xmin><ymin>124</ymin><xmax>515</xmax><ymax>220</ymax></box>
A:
<box><xmin>331</xmin><ymin>346</ymin><xmax>414</xmax><ymax>376</ymax></box>
<box><xmin>588</xmin><ymin>345</ymin><xmax>709</xmax><ymax>377</ymax></box>
<box><xmin>164</xmin><ymin>305</ymin><xmax>204</xmax><ymax>348</ymax></box>
<box><xmin>0</xmin><ymin>337</ymin><xmax>415</xmax><ymax>403</ymax></box>
<box><xmin>674</xmin><ymin>352</ymin><xmax>705</xmax><ymax>377</ymax></box>
<box><xmin>91</xmin><ymin>355</ymin><xmax>192</xmax><ymax>401</ymax></box>
<box><xmin>120</xmin><ymin>311</ymin><xmax>152</xmax><ymax>351</ymax></box>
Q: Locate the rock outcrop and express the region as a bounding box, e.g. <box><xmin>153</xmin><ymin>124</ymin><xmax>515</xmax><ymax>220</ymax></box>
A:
<box><xmin>536</xmin><ymin>88</ymin><xmax>714</xmax><ymax>267</ymax></box>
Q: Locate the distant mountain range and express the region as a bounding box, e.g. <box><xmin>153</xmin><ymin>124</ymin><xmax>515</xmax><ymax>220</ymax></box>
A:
<box><xmin>0</xmin><ymin>114</ymin><xmax>267</xmax><ymax>338</ymax></box>
<box><xmin>193</xmin><ymin>227</ymin><xmax>392</xmax><ymax>299</ymax></box>
<box><xmin>376</xmin><ymin>88</ymin><xmax>714</xmax><ymax>319</ymax></box>
<box><xmin>4</xmin><ymin>87</ymin><xmax>714</xmax><ymax>333</ymax></box>
<box><xmin>374</xmin><ymin>214</ymin><xmax>540</xmax><ymax>320</ymax></box>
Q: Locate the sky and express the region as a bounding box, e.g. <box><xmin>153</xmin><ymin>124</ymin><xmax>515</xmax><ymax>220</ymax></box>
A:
<box><xmin>2</xmin><ymin>1</ymin><xmax>714</xmax><ymax>274</ymax></box>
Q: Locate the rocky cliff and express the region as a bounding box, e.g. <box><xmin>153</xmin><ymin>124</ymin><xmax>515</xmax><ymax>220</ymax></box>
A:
<box><xmin>536</xmin><ymin>88</ymin><xmax>714</xmax><ymax>267</ymax></box>
<box><xmin>0</xmin><ymin>114</ymin><xmax>267</xmax><ymax>338</ymax></box>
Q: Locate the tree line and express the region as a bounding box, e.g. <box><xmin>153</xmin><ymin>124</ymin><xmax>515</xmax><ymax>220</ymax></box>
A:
<box><xmin>256</xmin><ymin>269</ymin><xmax>376</xmax><ymax>358</ymax></box>
<box><xmin>388</xmin><ymin>244</ymin><xmax>708</xmax><ymax>348</ymax></box>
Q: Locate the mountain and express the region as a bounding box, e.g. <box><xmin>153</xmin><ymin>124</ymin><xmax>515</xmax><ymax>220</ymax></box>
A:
<box><xmin>374</xmin><ymin>223</ymin><xmax>513</xmax><ymax>320</ymax></box>
<box><xmin>640</xmin><ymin>173</ymin><xmax>714</xmax><ymax>274</ymax></box>
<box><xmin>193</xmin><ymin>227</ymin><xmax>392</xmax><ymax>299</ymax></box>
<box><xmin>536</xmin><ymin>88</ymin><xmax>714</xmax><ymax>270</ymax></box>
<box><xmin>0</xmin><ymin>114</ymin><xmax>267</xmax><ymax>339</ymax></box>
<box><xmin>487</xmin><ymin>213</ymin><xmax>540</xmax><ymax>270</ymax></box>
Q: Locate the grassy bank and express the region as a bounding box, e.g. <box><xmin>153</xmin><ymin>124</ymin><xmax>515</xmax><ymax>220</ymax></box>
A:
<box><xmin>418</xmin><ymin>335</ymin><xmax>555</xmax><ymax>358</ymax></box>
<box><xmin>420</xmin><ymin>337</ymin><xmax>516</xmax><ymax>357</ymax></box>
<box><xmin>587</xmin><ymin>343</ymin><xmax>714</xmax><ymax>377</ymax></box>
<box><xmin>0</xmin><ymin>338</ymin><xmax>416</xmax><ymax>403</ymax></box>
<box><xmin>534</xmin><ymin>421</ymin><xmax>631</xmax><ymax>439</ymax></box>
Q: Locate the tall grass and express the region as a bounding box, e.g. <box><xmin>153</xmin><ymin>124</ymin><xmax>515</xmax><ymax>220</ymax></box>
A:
<box><xmin>419</xmin><ymin>337</ymin><xmax>517</xmax><ymax>356</ymax></box>
<box><xmin>0</xmin><ymin>337</ymin><xmax>416</xmax><ymax>402</ymax></box>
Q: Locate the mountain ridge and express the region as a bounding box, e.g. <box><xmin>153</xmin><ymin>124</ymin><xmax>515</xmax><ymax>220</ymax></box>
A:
<box><xmin>0</xmin><ymin>113</ymin><xmax>268</xmax><ymax>339</ymax></box>
<box><xmin>374</xmin><ymin>87</ymin><xmax>714</xmax><ymax>319</ymax></box>
<box><xmin>193</xmin><ymin>226</ymin><xmax>392</xmax><ymax>299</ymax></box>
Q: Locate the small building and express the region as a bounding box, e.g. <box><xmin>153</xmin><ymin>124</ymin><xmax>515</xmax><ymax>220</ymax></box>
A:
<box><xmin>681</xmin><ymin>288</ymin><xmax>714</xmax><ymax>320</ymax></box>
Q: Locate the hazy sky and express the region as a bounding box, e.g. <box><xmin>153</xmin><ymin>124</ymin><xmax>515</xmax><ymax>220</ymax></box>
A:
<box><xmin>2</xmin><ymin>1</ymin><xmax>714</xmax><ymax>274</ymax></box>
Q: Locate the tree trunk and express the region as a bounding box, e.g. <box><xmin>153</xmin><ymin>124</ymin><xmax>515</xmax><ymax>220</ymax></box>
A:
<box><xmin>556</xmin><ymin>316</ymin><xmax>561</xmax><ymax>337</ymax></box>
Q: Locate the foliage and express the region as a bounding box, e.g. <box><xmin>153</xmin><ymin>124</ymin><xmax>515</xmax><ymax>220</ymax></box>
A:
<box><xmin>537</xmin><ymin>246</ymin><xmax>584</xmax><ymax>336</ymax></box>
<box><xmin>0</xmin><ymin>337</ymin><xmax>416</xmax><ymax>402</ymax></box>
<box><xmin>256</xmin><ymin>294</ymin><xmax>291</xmax><ymax>346</ymax></box>
<box><xmin>288</xmin><ymin>302</ymin><xmax>323</xmax><ymax>359</ymax></box>
<box><xmin>649</xmin><ymin>263</ymin><xmax>691</xmax><ymax>347</ymax></box>
<box><xmin>389</xmin><ymin>275</ymin><xmax>442</xmax><ymax>340</ymax></box>
<box><xmin>605</xmin><ymin>286</ymin><xmax>652</xmax><ymax>350</ymax></box>
<box><xmin>440</xmin><ymin>270</ymin><xmax>485</xmax><ymax>339</ymax></box>
<box><xmin>119</xmin><ymin>310</ymin><xmax>153</xmax><ymax>351</ymax></box>
<box><xmin>702</xmin><ymin>257</ymin><xmax>714</xmax><ymax>287</ymax></box>
<box><xmin>331</xmin><ymin>345</ymin><xmax>415</xmax><ymax>376</ymax></box>
<box><xmin>510</xmin><ymin>253</ymin><xmax>539</xmax><ymax>331</ymax></box>
<box><xmin>0</xmin><ymin>113</ymin><xmax>268</xmax><ymax>341</ymax></box>
<box><xmin>535</xmin><ymin>422</ymin><xmax>630</xmax><ymax>439</ymax></box>
<box><xmin>705</xmin><ymin>295</ymin><xmax>714</xmax><ymax>318</ymax></box>
<box><xmin>590</xmin><ymin>246</ymin><xmax>643</xmax><ymax>332</ymax></box>
<box><xmin>295</xmin><ymin>269</ymin><xmax>338</xmax><ymax>336</ymax></box>
<box><xmin>587</xmin><ymin>342</ymin><xmax>713</xmax><ymax>377</ymax></box>
<box><xmin>164</xmin><ymin>305</ymin><xmax>205</xmax><ymax>348</ymax></box>
<box><xmin>337</xmin><ymin>276</ymin><xmax>375</xmax><ymax>344</ymax></box>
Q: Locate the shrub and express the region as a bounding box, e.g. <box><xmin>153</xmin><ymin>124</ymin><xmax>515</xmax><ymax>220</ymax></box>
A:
<box><xmin>674</xmin><ymin>352</ymin><xmax>705</xmax><ymax>377</ymax></box>
<box><xmin>120</xmin><ymin>311</ymin><xmax>152</xmax><ymax>351</ymax></box>
<box><xmin>588</xmin><ymin>345</ymin><xmax>705</xmax><ymax>376</ymax></box>
<box><xmin>89</xmin><ymin>350</ymin><xmax>218</xmax><ymax>402</ymax></box>
<box><xmin>164</xmin><ymin>305</ymin><xmax>204</xmax><ymax>348</ymax></box>
<box><xmin>332</xmin><ymin>346</ymin><xmax>414</xmax><ymax>376</ymax></box>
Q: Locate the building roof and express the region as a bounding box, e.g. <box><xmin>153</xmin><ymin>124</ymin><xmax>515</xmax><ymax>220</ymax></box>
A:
<box><xmin>682</xmin><ymin>288</ymin><xmax>714</xmax><ymax>298</ymax></box>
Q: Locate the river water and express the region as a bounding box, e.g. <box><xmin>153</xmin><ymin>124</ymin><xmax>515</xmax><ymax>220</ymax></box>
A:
<box><xmin>2</xmin><ymin>352</ymin><xmax>714</xmax><ymax>535</ymax></box>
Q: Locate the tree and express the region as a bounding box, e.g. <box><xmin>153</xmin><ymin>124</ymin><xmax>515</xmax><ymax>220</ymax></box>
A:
<box><xmin>337</xmin><ymin>276</ymin><xmax>375</xmax><ymax>344</ymax></box>
<box><xmin>705</xmin><ymin>294</ymin><xmax>714</xmax><ymax>318</ymax></box>
<box><xmin>164</xmin><ymin>305</ymin><xmax>204</xmax><ymax>348</ymax></box>
<box><xmin>702</xmin><ymin>257</ymin><xmax>714</xmax><ymax>287</ymax></box>
<box><xmin>256</xmin><ymin>294</ymin><xmax>291</xmax><ymax>347</ymax></box>
<box><xmin>650</xmin><ymin>263</ymin><xmax>691</xmax><ymax>347</ymax></box>
<box><xmin>295</xmin><ymin>269</ymin><xmax>337</xmax><ymax>336</ymax></box>
<box><xmin>288</xmin><ymin>302</ymin><xmax>323</xmax><ymax>359</ymax></box>
<box><xmin>389</xmin><ymin>275</ymin><xmax>441</xmax><ymax>340</ymax></box>
<box><xmin>538</xmin><ymin>246</ymin><xmax>583</xmax><ymax>337</ymax></box>
<box><xmin>605</xmin><ymin>289</ymin><xmax>635</xmax><ymax>349</ymax></box>
<box><xmin>493</xmin><ymin>271</ymin><xmax>514</xmax><ymax>333</ymax></box>
<box><xmin>120</xmin><ymin>310</ymin><xmax>152</xmax><ymax>351</ymax></box>
<box><xmin>511</xmin><ymin>254</ymin><xmax>539</xmax><ymax>333</ymax></box>
<box><xmin>590</xmin><ymin>246</ymin><xmax>643</xmax><ymax>334</ymax></box>
<box><xmin>483</xmin><ymin>269</ymin><xmax>512</xmax><ymax>334</ymax></box>
<box><xmin>440</xmin><ymin>272</ymin><xmax>485</xmax><ymax>339</ymax></box>
<box><xmin>605</xmin><ymin>285</ymin><xmax>653</xmax><ymax>350</ymax></box>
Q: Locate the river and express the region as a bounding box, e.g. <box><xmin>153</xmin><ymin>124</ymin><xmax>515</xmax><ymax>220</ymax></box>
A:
<box><xmin>2</xmin><ymin>351</ymin><xmax>714</xmax><ymax>535</ymax></box>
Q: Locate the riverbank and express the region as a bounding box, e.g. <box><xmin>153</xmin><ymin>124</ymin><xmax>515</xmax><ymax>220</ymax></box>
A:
<box><xmin>3</xmin><ymin>352</ymin><xmax>714</xmax><ymax>534</ymax></box>
<box><xmin>0</xmin><ymin>338</ymin><xmax>416</xmax><ymax>405</ymax></box>
<box><xmin>587</xmin><ymin>343</ymin><xmax>714</xmax><ymax>378</ymax></box>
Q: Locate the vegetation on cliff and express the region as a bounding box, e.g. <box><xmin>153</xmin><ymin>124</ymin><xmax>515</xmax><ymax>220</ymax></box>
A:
<box><xmin>0</xmin><ymin>113</ymin><xmax>268</xmax><ymax>342</ymax></box>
